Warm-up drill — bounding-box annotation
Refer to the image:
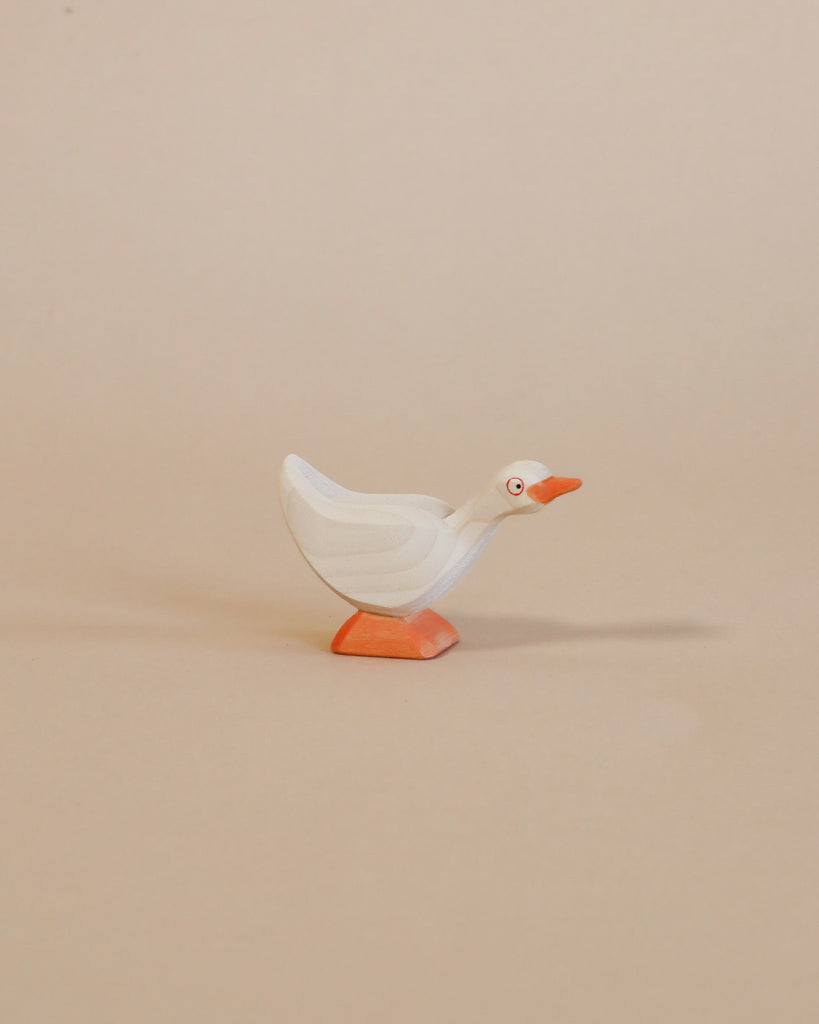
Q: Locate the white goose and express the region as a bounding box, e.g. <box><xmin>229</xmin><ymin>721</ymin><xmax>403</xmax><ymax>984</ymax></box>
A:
<box><xmin>280</xmin><ymin>454</ymin><xmax>581</xmax><ymax>658</ymax></box>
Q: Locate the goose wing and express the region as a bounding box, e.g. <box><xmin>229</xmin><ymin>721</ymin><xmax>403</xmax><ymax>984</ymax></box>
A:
<box><xmin>282</xmin><ymin>455</ymin><xmax>453</xmax><ymax>517</ymax></box>
<box><xmin>280</xmin><ymin>455</ymin><xmax>456</xmax><ymax>609</ymax></box>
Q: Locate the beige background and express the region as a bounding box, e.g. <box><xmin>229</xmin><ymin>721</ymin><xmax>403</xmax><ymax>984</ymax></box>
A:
<box><xmin>2</xmin><ymin>3</ymin><xmax>818</xmax><ymax>1021</ymax></box>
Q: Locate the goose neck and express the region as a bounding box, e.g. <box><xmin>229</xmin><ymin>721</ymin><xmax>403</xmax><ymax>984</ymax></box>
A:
<box><xmin>448</xmin><ymin>490</ymin><xmax>504</xmax><ymax>533</ymax></box>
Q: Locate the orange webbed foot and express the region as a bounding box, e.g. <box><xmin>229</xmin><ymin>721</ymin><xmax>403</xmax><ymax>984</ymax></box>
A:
<box><xmin>331</xmin><ymin>610</ymin><xmax>459</xmax><ymax>659</ymax></box>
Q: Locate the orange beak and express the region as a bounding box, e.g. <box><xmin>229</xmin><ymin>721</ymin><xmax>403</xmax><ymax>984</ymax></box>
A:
<box><xmin>527</xmin><ymin>476</ymin><xmax>582</xmax><ymax>504</ymax></box>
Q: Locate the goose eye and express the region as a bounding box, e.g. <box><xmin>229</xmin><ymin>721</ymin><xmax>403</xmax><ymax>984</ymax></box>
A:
<box><xmin>506</xmin><ymin>477</ymin><xmax>525</xmax><ymax>495</ymax></box>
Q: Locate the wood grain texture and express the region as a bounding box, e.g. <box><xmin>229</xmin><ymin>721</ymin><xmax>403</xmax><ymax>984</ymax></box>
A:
<box><xmin>280</xmin><ymin>454</ymin><xmax>582</xmax><ymax>618</ymax></box>
<box><xmin>331</xmin><ymin>609</ymin><xmax>459</xmax><ymax>659</ymax></box>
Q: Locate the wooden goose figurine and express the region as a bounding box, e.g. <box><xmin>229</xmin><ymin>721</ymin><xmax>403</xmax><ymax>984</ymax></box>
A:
<box><xmin>280</xmin><ymin>454</ymin><xmax>581</xmax><ymax>659</ymax></box>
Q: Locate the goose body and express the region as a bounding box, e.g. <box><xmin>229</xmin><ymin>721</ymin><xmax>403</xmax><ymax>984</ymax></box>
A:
<box><xmin>280</xmin><ymin>454</ymin><xmax>581</xmax><ymax>619</ymax></box>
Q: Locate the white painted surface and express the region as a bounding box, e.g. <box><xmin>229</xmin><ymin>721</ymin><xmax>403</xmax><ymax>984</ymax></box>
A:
<box><xmin>280</xmin><ymin>454</ymin><xmax>572</xmax><ymax>616</ymax></box>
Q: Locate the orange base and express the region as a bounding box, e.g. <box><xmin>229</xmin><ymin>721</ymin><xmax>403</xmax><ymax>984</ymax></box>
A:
<box><xmin>331</xmin><ymin>609</ymin><xmax>459</xmax><ymax>660</ymax></box>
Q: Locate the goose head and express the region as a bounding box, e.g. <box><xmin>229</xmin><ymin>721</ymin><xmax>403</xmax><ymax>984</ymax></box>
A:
<box><xmin>490</xmin><ymin>460</ymin><xmax>582</xmax><ymax>518</ymax></box>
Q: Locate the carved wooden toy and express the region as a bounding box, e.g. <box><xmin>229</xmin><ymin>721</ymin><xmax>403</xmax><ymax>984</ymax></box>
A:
<box><xmin>280</xmin><ymin>454</ymin><xmax>582</xmax><ymax>659</ymax></box>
